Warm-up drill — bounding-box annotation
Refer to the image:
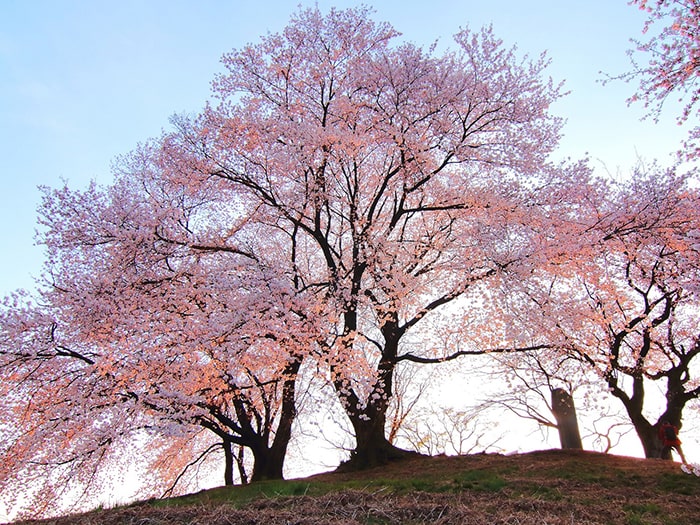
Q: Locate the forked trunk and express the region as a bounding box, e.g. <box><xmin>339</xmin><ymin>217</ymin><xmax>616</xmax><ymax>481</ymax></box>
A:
<box><xmin>336</xmin><ymin>367</ymin><xmax>418</xmax><ymax>471</ymax></box>
<box><xmin>334</xmin><ymin>316</ymin><xmax>419</xmax><ymax>470</ymax></box>
<box><xmin>248</xmin><ymin>358</ymin><xmax>302</xmax><ymax>482</ymax></box>
<box><xmin>607</xmin><ymin>371</ymin><xmax>682</xmax><ymax>460</ymax></box>
<box><xmin>249</xmin><ymin>443</ymin><xmax>287</xmax><ymax>481</ymax></box>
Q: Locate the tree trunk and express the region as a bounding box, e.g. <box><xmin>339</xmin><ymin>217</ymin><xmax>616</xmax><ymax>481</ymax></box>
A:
<box><xmin>235</xmin><ymin>444</ymin><xmax>248</xmax><ymax>484</ymax></box>
<box><xmin>249</xmin><ymin>358</ymin><xmax>302</xmax><ymax>482</ymax></box>
<box><xmin>606</xmin><ymin>369</ymin><xmax>683</xmax><ymax>460</ymax></box>
<box><xmin>638</xmin><ymin>422</ymin><xmax>673</xmax><ymax>460</ymax></box>
<box><xmin>223</xmin><ymin>439</ymin><xmax>235</xmax><ymax>486</ymax></box>
<box><xmin>338</xmin><ymin>404</ymin><xmax>417</xmax><ymax>472</ymax></box>
<box><xmin>551</xmin><ymin>388</ymin><xmax>583</xmax><ymax>450</ymax></box>
<box><xmin>248</xmin><ymin>418</ymin><xmax>293</xmax><ymax>482</ymax></box>
<box><xmin>335</xmin><ymin>335</ymin><xmax>419</xmax><ymax>471</ymax></box>
<box><xmin>249</xmin><ymin>445</ymin><xmax>285</xmax><ymax>482</ymax></box>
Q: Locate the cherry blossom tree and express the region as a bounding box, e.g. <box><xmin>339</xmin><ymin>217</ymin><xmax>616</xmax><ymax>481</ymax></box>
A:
<box><xmin>176</xmin><ymin>6</ymin><xmax>582</xmax><ymax>469</ymax></box>
<box><xmin>627</xmin><ymin>0</ymin><xmax>700</xmax><ymax>157</ymax></box>
<box><xmin>40</xmin><ymin>167</ymin><xmax>318</xmax><ymax>480</ymax></box>
<box><xmin>1</xmin><ymin>9</ymin><xmax>591</xmax><ymax>515</ymax></box>
<box><xmin>0</xmin><ymin>298</ymin><xmax>142</xmax><ymax>518</ymax></box>
<box><xmin>0</xmin><ymin>158</ymin><xmax>325</xmax><ymax>517</ymax></box>
<box><xmin>496</xmin><ymin>164</ymin><xmax>700</xmax><ymax>459</ymax></box>
<box><xmin>583</xmin><ymin>166</ymin><xmax>700</xmax><ymax>458</ymax></box>
<box><xmin>386</xmin><ymin>363</ymin><xmax>433</xmax><ymax>447</ymax></box>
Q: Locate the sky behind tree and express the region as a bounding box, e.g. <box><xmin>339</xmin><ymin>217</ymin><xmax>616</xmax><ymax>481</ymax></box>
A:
<box><xmin>0</xmin><ymin>0</ymin><xmax>688</xmax><ymax>297</ymax></box>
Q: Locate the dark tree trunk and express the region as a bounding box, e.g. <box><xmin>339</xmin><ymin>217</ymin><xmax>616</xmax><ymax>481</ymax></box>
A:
<box><xmin>248</xmin><ymin>417</ymin><xmax>293</xmax><ymax>482</ymax></box>
<box><xmin>235</xmin><ymin>444</ymin><xmax>249</xmax><ymax>484</ymax></box>
<box><xmin>551</xmin><ymin>388</ymin><xmax>583</xmax><ymax>450</ymax></box>
<box><xmin>339</xmin><ymin>403</ymin><xmax>416</xmax><ymax>471</ymax></box>
<box><xmin>638</xmin><ymin>421</ymin><xmax>673</xmax><ymax>460</ymax></box>
<box><xmin>249</xmin><ymin>358</ymin><xmax>302</xmax><ymax>482</ymax></box>
<box><xmin>335</xmin><ymin>325</ymin><xmax>419</xmax><ymax>472</ymax></box>
<box><xmin>606</xmin><ymin>367</ymin><xmax>683</xmax><ymax>460</ymax></box>
<box><xmin>249</xmin><ymin>445</ymin><xmax>285</xmax><ymax>482</ymax></box>
<box><xmin>223</xmin><ymin>439</ymin><xmax>235</xmax><ymax>485</ymax></box>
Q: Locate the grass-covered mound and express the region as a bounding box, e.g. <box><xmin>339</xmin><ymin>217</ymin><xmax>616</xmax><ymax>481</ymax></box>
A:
<box><xmin>12</xmin><ymin>449</ymin><xmax>700</xmax><ymax>524</ymax></box>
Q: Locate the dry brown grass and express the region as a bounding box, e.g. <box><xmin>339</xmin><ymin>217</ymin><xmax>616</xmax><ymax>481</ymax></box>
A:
<box><xmin>11</xmin><ymin>449</ymin><xmax>700</xmax><ymax>525</ymax></box>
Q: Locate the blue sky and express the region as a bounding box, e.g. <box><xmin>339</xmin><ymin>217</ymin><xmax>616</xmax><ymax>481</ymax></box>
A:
<box><xmin>0</xmin><ymin>0</ymin><xmax>688</xmax><ymax>297</ymax></box>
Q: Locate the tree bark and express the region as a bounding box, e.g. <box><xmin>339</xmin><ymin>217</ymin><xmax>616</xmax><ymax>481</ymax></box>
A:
<box><xmin>551</xmin><ymin>388</ymin><xmax>583</xmax><ymax>450</ymax></box>
<box><xmin>638</xmin><ymin>421</ymin><xmax>673</xmax><ymax>460</ymax></box>
<box><xmin>223</xmin><ymin>439</ymin><xmax>235</xmax><ymax>485</ymax></box>
<box><xmin>249</xmin><ymin>358</ymin><xmax>302</xmax><ymax>482</ymax></box>
<box><xmin>338</xmin><ymin>401</ymin><xmax>417</xmax><ymax>472</ymax></box>
<box><xmin>235</xmin><ymin>444</ymin><xmax>249</xmax><ymax>484</ymax></box>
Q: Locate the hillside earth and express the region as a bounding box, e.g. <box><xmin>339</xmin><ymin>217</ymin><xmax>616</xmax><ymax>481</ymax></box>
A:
<box><xmin>11</xmin><ymin>449</ymin><xmax>700</xmax><ymax>525</ymax></box>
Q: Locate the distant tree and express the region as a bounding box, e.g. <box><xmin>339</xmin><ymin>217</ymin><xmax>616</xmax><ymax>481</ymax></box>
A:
<box><xmin>627</xmin><ymin>0</ymin><xmax>700</xmax><ymax>157</ymax></box>
<box><xmin>584</xmin><ymin>414</ymin><xmax>635</xmax><ymax>454</ymax></box>
<box><xmin>386</xmin><ymin>363</ymin><xmax>433</xmax><ymax>447</ymax></box>
<box><xmin>497</xmin><ymin>165</ymin><xmax>700</xmax><ymax>459</ymax></box>
<box><xmin>393</xmin><ymin>405</ymin><xmax>502</xmax><ymax>457</ymax></box>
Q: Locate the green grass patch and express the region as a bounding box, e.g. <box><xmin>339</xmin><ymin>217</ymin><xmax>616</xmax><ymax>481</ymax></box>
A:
<box><xmin>142</xmin><ymin>454</ymin><xmax>698</xmax><ymax>525</ymax></box>
<box><xmin>624</xmin><ymin>502</ymin><xmax>663</xmax><ymax>525</ymax></box>
<box><xmin>518</xmin><ymin>483</ymin><xmax>564</xmax><ymax>501</ymax></box>
<box><xmin>156</xmin><ymin>479</ymin><xmax>319</xmax><ymax>508</ymax></box>
<box><xmin>453</xmin><ymin>469</ymin><xmax>507</xmax><ymax>492</ymax></box>
<box><xmin>154</xmin><ymin>467</ymin><xmax>511</xmax><ymax>512</ymax></box>
<box><xmin>557</xmin><ymin>465</ymin><xmax>612</xmax><ymax>483</ymax></box>
<box><xmin>657</xmin><ymin>472</ymin><xmax>699</xmax><ymax>496</ymax></box>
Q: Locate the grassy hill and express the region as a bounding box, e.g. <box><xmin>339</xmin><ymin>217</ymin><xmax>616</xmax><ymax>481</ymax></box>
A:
<box><xmin>13</xmin><ymin>449</ymin><xmax>700</xmax><ymax>525</ymax></box>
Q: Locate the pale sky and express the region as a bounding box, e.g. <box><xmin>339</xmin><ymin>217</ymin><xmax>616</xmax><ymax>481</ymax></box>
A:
<box><xmin>0</xmin><ymin>0</ymin><xmax>688</xmax><ymax>297</ymax></box>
